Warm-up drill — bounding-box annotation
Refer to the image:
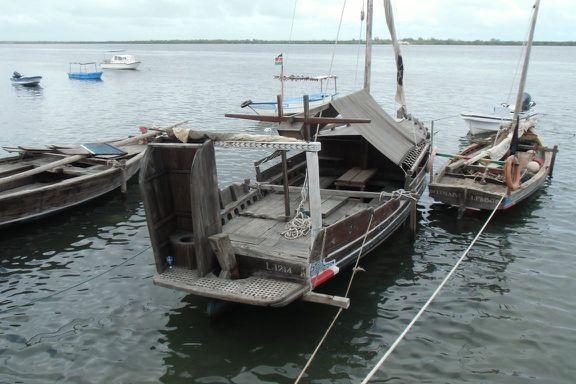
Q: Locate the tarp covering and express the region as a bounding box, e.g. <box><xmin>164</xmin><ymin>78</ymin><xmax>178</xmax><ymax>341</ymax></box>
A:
<box><xmin>328</xmin><ymin>90</ymin><xmax>426</xmax><ymax>165</ymax></box>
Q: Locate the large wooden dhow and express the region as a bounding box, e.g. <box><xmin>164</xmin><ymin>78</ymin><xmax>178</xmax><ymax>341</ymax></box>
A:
<box><xmin>140</xmin><ymin>0</ymin><xmax>430</xmax><ymax>308</ymax></box>
<box><xmin>0</xmin><ymin>124</ymin><xmax>182</xmax><ymax>229</ymax></box>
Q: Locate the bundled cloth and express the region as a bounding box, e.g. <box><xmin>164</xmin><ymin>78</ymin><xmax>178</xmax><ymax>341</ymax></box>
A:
<box><xmin>168</xmin><ymin>127</ymin><xmax>299</xmax><ymax>144</ymax></box>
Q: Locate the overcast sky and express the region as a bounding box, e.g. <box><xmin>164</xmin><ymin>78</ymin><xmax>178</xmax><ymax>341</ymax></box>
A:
<box><xmin>0</xmin><ymin>0</ymin><xmax>573</xmax><ymax>42</ymax></box>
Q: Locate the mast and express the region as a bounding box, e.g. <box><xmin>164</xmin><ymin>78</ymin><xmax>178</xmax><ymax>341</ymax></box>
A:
<box><xmin>363</xmin><ymin>0</ymin><xmax>373</xmax><ymax>92</ymax></box>
<box><xmin>510</xmin><ymin>0</ymin><xmax>540</xmax><ymax>140</ymax></box>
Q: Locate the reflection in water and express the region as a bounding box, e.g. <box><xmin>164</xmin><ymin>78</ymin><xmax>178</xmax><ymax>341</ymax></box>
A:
<box><xmin>158</xmin><ymin>229</ymin><xmax>416</xmax><ymax>383</ymax></box>
<box><xmin>12</xmin><ymin>84</ymin><xmax>44</xmax><ymax>98</ymax></box>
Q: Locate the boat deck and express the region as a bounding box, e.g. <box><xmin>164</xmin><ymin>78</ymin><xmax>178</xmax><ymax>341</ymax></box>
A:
<box><xmin>223</xmin><ymin>190</ymin><xmax>374</xmax><ymax>263</ymax></box>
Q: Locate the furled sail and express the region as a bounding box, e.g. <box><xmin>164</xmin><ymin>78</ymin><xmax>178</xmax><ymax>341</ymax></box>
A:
<box><xmin>384</xmin><ymin>0</ymin><xmax>406</xmax><ymax>115</ymax></box>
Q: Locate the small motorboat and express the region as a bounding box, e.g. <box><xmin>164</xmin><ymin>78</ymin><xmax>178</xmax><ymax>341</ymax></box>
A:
<box><xmin>68</xmin><ymin>62</ymin><xmax>103</xmax><ymax>80</ymax></box>
<box><xmin>101</xmin><ymin>51</ymin><xmax>140</xmax><ymax>70</ymax></box>
<box><xmin>10</xmin><ymin>71</ymin><xmax>42</xmax><ymax>87</ymax></box>
<box><xmin>461</xmin><ymin>92</ymin><xmax>537</xmax><ymax>136</ymax></box>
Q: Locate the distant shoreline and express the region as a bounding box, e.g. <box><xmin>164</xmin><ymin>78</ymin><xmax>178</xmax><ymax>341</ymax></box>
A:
<box><xmin>1</xmin><ymin>38</ymin><xmax>575</xmax><ymax>46</ymax></box>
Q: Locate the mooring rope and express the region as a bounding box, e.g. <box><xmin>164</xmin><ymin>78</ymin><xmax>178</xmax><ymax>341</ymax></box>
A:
<box><xmin>0</xmin><ymin>246</ymin><xmax>152</xmax><ymax>316</ymax></box>
<box><xmin>361</xmin><ymin>194</ymin><xmax>506</xmax><ymax>383</ymax></box>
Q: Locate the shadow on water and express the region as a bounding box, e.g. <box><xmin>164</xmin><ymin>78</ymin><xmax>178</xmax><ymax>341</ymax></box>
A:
<box><xmin>0</xmin><ymin>179</ymin><xmax>144</xmax><ymax>274</ymax></box>
<box><xmin>157</xmin><ymin>228</ymin><xmax>417</xmax><ymax>384</ymax></box>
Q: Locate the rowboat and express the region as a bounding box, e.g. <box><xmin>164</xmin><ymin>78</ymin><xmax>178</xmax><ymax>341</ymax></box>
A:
<box><xmin>0</xmin><ymin>123</ymin><xmax>184</xmax><ymax>229</ymax></box>
<box><xmin>10</xmin><ymin>72</ymin><xmax>42</xmax><ymax>87</ymax></box>
<box><xmin>140</xmin><ymin>0</ymin><xmax>432</xmax><ymax>308</ymax></box>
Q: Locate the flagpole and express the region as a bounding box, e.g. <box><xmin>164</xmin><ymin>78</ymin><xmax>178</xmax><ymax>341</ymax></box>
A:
<box><xmin>280</xmin><ymin>57</ymin><xmax>284</xmax><ymax>106</ymax></box>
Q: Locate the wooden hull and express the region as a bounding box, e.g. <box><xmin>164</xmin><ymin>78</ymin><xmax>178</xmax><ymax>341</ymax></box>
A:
<box><xmin>140</xmin><ymin>136</ymin><xmax>430</xmax><ymax>307</ymax></box>
<box><xmin>429</xmin><ymin>131</ymin><xmax>552</xmax><ymax>211</ymax></box>
<box><xmin>0</xmin><ymin>140</ymin><xmax>150</xmax><ymax>228</ymax></box>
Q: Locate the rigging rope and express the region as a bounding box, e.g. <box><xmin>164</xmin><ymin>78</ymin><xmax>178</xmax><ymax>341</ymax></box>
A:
<box><xmin>327</xmin><ymin>0</ymin><xmax>348</xmax><ymax>78</ymax></box>
<box><xmin>0</xmin><ymin>246</ymin><xmax>152</xmax><ymax>316</ymax></box>
<box><xmin>294</xmin><ymin>212</ymin><xmax>376</xmax><ymax>384</ymax></box>
<box><xmin>360</xmin><ymin>194</ymin><xmax>506</xmax><ymax>383</ymax></box>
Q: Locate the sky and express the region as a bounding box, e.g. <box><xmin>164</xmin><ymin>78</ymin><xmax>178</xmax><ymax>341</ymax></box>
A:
<box><xmin>0</xmin><ymin>0</ymin><xmax>574</xmax><ymax>42</ymax></box>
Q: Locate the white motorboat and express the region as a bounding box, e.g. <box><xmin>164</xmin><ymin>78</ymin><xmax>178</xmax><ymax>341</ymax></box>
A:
<box><xmin>461</xmin><ymin>92</ymin><xmax>537</xmax><ymax>135</ymax></box>
<box><xmin>101</xmin><ymin>52</ymin><xmax>141</xmax><ymax>70</ymax></box>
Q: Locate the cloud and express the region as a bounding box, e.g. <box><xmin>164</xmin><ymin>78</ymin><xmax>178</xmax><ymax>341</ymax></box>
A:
<box><xmin>0</xmin><ymin>0</ymin><xmax>574</xmax><ymax>41</ymax></box>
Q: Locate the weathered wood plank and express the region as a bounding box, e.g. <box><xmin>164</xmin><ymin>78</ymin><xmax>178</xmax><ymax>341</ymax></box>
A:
<box><xmin>191</xmin><ymin>141</ymin><xmax>222</xmax><ymax>276</ymax></box>
<box><xmin>209</xmin><ymin>233</ymin><xmax>239</xmax><ymax>279</ymax></box>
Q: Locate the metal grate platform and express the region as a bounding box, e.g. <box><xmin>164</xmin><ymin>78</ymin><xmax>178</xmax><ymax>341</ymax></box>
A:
<box><xmin>153</xmin><ymin>268</ymin><xmax>308</xmax><ymax>307</ymax></box>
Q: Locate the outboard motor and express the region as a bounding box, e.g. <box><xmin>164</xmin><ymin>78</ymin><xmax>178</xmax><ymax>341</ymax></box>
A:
<box><xmin>521</xmin><ymin>92</ymin><xmax>536</xmax><ymax>111</ymax></box>
<box><xmin>13</xmin><ymin>71</ymin><xmax>22</xmax><ymax>79</ymax></box>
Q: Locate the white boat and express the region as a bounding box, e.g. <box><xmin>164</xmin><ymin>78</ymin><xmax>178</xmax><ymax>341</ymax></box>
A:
<box><xmin>461</xmin><ymin>92</ymin><xmax>537</xmax><ymax>135</ymax></box>
<box><xmin>100</xmin><ymin>52</ymin><xmax>141</xmax><ymax>70</ymax></box>
<box><xmin>241</xmin><ymin>75</ymin><xmax>338</xmax><ymax>117</ymax></box>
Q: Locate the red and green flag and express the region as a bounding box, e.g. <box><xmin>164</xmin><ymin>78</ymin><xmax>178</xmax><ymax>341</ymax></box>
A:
<box><xmin>275</xmin><ymin>53</ymin><xmax>283</xmax><ymax>66</ymax></box>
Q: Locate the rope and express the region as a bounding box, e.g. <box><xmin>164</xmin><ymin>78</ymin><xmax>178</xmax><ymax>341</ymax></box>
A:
<box><xmin>0</xmin><ymin>246</ymin><xmax>152</xmax><ymax>316</ymax></box>
<box><xmin>327</xmin><ymin>0</ymin><xmax>347</xmax><ymax>78</ymax></box>
<box><xmin>361</xmin><ymin>194</ymin><xmax>506</xmax><ymax>383</ymax></box>
<box><xmin>294</xmin><ymin>212</ymin><xmax>375</xmax><ymax>383</ymax></box>
<box><xmin>282</xmin><ymin>206</ymin><xmax>311</xmax><ymax>239</ymax></box>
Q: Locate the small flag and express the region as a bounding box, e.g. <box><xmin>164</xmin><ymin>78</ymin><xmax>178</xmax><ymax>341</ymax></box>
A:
<box><xmin>275</xmin><ymin>53</ymin><xmax>283</xmax><ymax>66</ymax></box>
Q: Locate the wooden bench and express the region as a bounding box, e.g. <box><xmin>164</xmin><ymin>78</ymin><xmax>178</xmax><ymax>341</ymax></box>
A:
<box><xmin>334</xmin><ymin>167</ymin><xmax>377</xmax><ymax>191</ymax></box>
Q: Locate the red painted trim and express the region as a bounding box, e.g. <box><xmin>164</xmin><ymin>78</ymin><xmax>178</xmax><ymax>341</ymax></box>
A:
<box><xmin>311</xmin><ymin>266</ymin><xmax>339</xmax><ymax>288</ymax></box>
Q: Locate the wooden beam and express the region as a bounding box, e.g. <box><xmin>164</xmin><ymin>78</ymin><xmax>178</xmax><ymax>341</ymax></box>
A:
<box><xmin>306</xmin><ymin>151</ymin><xmax>322</xmax><ymax>243</ymax></box>
<box><xmin>250</xmin><ymin>183</ymin><xmax>416</xmax><ymax>201</ymax></box>
<box><xmin>208</xmin><ymin>233</ymin><xmax>239</xmax><ymax>279</ymax></box>
<box><xmin>301</xmin><ymin>291</ymin><xmax>350</xmax><ymax>309</ymax></box>
<box><xmin>224</xmin><ymin>113</ymin><xmax>370</xmax><ymax>125</ymax></box>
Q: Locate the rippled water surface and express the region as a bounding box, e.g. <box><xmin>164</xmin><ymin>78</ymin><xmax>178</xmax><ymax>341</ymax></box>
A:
<box><xmin>1</xmin><ymin>43</ymin><xmax>575</xmax><ymax>383</ymax></box>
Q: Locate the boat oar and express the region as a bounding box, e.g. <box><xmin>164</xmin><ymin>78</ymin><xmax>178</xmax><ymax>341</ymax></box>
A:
<box><xmin>0</xmin><ymin>120</ymin><xmax>189</xmax><ymax>188</ymax></box>
<box><xmin>0</xmin><ymin>154</ymin><xmax>87</xmax><ymax>187</ymax></box>
<box><xmin>436</xmin><ymin>152</ymin><xmax>505</xmax><ymax>166</ymax></box>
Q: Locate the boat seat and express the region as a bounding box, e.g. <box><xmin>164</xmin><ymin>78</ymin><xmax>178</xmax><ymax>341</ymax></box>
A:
<box><xmin>334</xmin><ymin>167</ymin><xmax>377</xmax><ymax>191</ymax></box>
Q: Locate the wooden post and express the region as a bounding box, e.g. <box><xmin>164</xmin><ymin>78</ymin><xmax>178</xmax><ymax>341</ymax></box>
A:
<box><xmin>277</xmin><ymin>94</ymin><xmax>284</xmax><ymax>118</ymax></box>
<box><xmin>306</xmin><ymin>151</ymin><xmax>322</xmax><ymax>245</ymax></box>
<box><xmin>303</xmin><ymin>94</ymin><xmax>310</xmax><ymax>141</ymax></box>
<box><xmin>208</xmin><ymin>233</ymin><xmax>239</xmax><ymax>279</ymax></box>
<box><xmin>549</xmin><ymin>144</ymin><xmax>558</xmax><ymax>177</ymax></box>
<box><xmin>410</xmin><ymin>199</ymin><xmax>417</xmax><ymax>241</ymax></box>
<box><xmin>281</xmin><ymin>151</ymin><xmax>291</xmax><ymax>221</ymax></box>
<box><xmin>429</xmin><ymin>120</ymin><xmax>434</xmax><ymax>184</ymax></box>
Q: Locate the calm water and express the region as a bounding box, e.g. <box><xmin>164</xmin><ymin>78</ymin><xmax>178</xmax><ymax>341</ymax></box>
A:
<box><xmin>1</xmin><ymin>43</ymin><xmax>575</xmax><ymax>383</ymax></box>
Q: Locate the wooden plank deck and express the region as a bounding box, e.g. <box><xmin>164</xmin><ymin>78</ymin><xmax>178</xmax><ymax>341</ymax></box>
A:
<box><xmin>222</xmin><ymin>189</ymin><xmax>374</xmax><ymax>263</ymax></box>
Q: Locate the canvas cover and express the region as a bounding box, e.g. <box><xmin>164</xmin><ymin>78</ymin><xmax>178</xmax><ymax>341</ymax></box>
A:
<box><xmin>328</xmin><ymin>90</ymin><xmax>426</xmax><ymax>165</ymax></box>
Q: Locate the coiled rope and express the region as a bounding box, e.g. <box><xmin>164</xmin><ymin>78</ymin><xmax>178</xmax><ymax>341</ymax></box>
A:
<box><xmin>361</xmin><ymin>194</ymin><xmax>506</xmax><ymax>383</ymax></box>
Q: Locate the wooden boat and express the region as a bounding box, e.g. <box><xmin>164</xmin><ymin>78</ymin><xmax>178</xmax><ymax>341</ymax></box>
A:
<box><xmin>68</xmin><ymin>62</ymin><xmax>103</xmax><ymax>80</ymax></box>
<box><xmin>140</xmin><ymin>0</ymin><xmax>432</xmax><ymax>308</ymax></box>
<box><xmin>241</xmin><ymin>75</ymin><xmax>338</xmax><ymax>117</ymax></box>
<box><xmin>10</xmin><ymin>71</ymin><xmax>42</xmax><ymax>87</ymax></box>
<box><xmin>429</xmin><ymin>0</ymin><xmax>557</xmax><ymax>213</ymax></box>
<box><xmin>101</xmin><ymin>51</ymin><xmax>141</xmax><ymax>70</ymax></box>
<box><xmin>0</xmin><ymin>123</ymin><xmax>183</xmax><ymax>229</ymax></box>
